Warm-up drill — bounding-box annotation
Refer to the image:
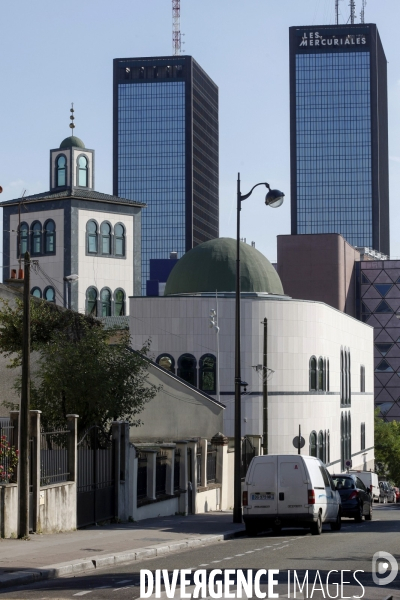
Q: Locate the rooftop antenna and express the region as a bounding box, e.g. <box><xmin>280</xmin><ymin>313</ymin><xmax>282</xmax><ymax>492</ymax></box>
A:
<box><xmin>335</xmin><ymin>0</ymin><xmax>343</xmax><ymax>24</ymax></box>
<box><xmin>172</xmin><ymin>0</ymin><xmax>181</xmax><ymax>55</ymax></box>
<box><xmin>69</xmin><ymin>103</ymin><xmax>75</xmax><ymax>134</ymax></box>
<box><xmin>360</xmin><ymin>0</ymin><xmax>366</xmax><ymax>23</ymax></box>
<box><xmin>349</xmin><ymin>0</ymin><xmax>356</xmax><ymax>24</ymax></box>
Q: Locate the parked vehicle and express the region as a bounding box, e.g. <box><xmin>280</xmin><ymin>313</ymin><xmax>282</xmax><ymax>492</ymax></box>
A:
<box><xmin>378</xmin><ymin>481</ymin><xmax>395</xmax><ymax>503</ymax></box>
<box><xmin>242</xmin><ymin>454</ymin><xmax>341</xmax><ymax>536</ymax></box>
<box><xmin>350</xmin><ymin>470</ymin><xmax>379</xmax><ymax>502</ymax></box>
<box><xmin>387</xmin><ymin>485</ymin><xmax>397</xmax><ymax>503</ymax></box>
<box><xmin>332</xmin><ymin>474</ymin><xmax>373</xmax><ymax>522</ymax></box>
<box><xmin>393</xmin><ymin>487</ymin><xmax>400</xmax><ymax>502</ymax></box>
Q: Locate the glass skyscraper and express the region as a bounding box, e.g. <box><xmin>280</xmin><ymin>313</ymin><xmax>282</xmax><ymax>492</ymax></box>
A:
<box><xmin>113</xmin><ymin>56</ymin><xmax>219</xmax><ymax>294</ymax></box>
<box><xmin>289</xmin><ymin>24</ymin><xmax>389</xmax><ymax>255</ymax></box>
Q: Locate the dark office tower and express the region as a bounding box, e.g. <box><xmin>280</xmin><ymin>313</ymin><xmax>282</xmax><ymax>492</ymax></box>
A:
<box><xmin>289</xmin><ymin>24</ymin><xmax>389</xmax><ymax>255</ymax></box>
<box><xmin>113</xmin><ymin>55</ymin><xmax>219</xmax><ymax>294</ymax></box>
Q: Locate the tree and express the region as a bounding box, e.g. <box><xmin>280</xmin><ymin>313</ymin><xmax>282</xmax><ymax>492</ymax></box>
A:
<box><xmin>374</xmin><ymin>409</ymin><xmax>400</xmax><ymax>485</ymax></box>
<box><xmin>0</xmin><ymin>297</ymin><xmax>159</xmax><ymax>435</ymax></box>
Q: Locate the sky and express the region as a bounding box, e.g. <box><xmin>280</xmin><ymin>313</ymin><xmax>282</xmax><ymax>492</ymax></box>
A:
<box><xmin>1</xmin><ymin>0</ymin><xmax>400</xmax><ymax>273</ymax></box>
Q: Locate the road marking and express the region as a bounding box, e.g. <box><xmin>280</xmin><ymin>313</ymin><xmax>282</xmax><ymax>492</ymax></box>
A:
<box><xmin>199</xmin><ymin>563</ymin><xmax>209</xmax><ymax>566</ymax></box>
<box><xmin>116</xmin><ymin>580</ymin><xmax>132</xmax><ymax>584</ymax></box>
<box><xmin>211</xmin><ymin>560</ymin><xmax>222</xmax><ymax>563</ymax></box>
<box><xmin>235</xmin><ymin>553</ymin><xmax>245</xmax><ymax>556</ymax></box>
<box><xmin>245</xmin><ymin>550</ymin><xmax>255</xmax><ymax>553</ymax></box>
<box><xmin>223</xmin><ymin>556</ymin><xmax>233</xmax><ymax>560</ymax></box>
<box><xmin>73</xmin><ymin>592</ymin><xmax>92</xmax><ymax>597</ymax></box>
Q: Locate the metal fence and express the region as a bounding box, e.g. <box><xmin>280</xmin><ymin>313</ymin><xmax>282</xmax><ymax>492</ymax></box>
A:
<box><xmin>0</xmin><ymin>419</ymin><xmax>16</xmax><ymax>483</ymax></box>
<box><xmin>137</xmin><ymin>452</ymin><xmax>147</xmax><ymax>500</ymax></box>
<box><xmin>207</xmin><ymin>443</ymin><xmax>217</xmax><ymax>484</ymax></box>
<box><xmin>196</xmin><ymin>446</ymin><xmax>202</xmax><ymax>486</ymax></box>
<box><xmin>174</xmin><ymin>449</ymin><xmax>180</xmax><ymax>491</ymax></box>
<box><xmin>40</xmin><ymin>430</ymin><xmax>69</xmax><ymax>486</ymax></box>
<box><xmin>156</xmin><ymin>452</ymin><xmax>167</xmax><ymax>496</ymax></box>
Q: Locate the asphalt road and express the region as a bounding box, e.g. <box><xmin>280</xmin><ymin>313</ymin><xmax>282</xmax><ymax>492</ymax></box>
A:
<box><xmin>1</xmin><ymin>504</ymin><xmax>400</xmax><ymax>599</ymax></box>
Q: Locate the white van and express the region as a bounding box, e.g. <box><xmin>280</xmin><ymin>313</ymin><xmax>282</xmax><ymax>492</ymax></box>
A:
<box><xmin>242</xmin><ymin>454</ymin><xmax>341</xmax><ymax>536</ymax></box>
<box><xmin>350</xmin><ymin>471</ymin><xmax>379</xmax><ymax>502</ymax></box>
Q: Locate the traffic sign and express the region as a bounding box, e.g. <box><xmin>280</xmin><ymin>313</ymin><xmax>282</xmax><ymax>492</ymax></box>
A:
<box><xmin>292</xmin><ymin>436</ymin><xmax>305</xmax><ymax>449</ymax></box>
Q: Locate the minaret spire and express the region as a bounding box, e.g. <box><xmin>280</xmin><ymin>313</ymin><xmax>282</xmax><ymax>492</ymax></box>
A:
<box><xmin>69</xmin><ymin>103</ymin><xmax>75</xmax><ymax>134</ymax></box>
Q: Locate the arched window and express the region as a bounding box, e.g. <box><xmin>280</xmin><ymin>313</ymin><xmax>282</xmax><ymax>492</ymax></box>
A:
<box><xmin>309</xmin><ymin>431</ymin><xmax>317</xmax><ymax>457</ymax></box>
<box><xmin>318</xmin><ymin>357</ymin><xmax>324</xmax><ymax>391</ymax></box>
<box><xmin>309</xmin><ymin>357</ymin><xmax>317</xmax><ymax>391</ymax></box>
<box><xmin>361</xmin><ymin>422</ymin><xmax>365</xmax><ymax>451</ymax></box>
<box><xmin>323</xmin><ymin>358</ymin><xmax>327</xmax><ymax>391</ymax></box>
<box><xmin>86</xmin><ymin>287</ymin><xmax>98</xmax><ymax>316</ymax></box>
<box><xmin>348</xmin><ymin>412</ymin><xmax>352</xmax><ymax>460</ymax></box>
<box><xmin>340</xmin><ymin>348</ymin><xmax>344</xmax><ymax>405</ymax></box>
<box><xmin>348</xmin><ymin>350</ymin><xmax>351</xmax><ymax>405</ymax></box>
<box><xmin>327</xmin><ymin>430</ymin><xmax>330</xmax><ymax>464</ymax></box>
<box><xmin>18</xmin><ymin>222</ymin><xmax>29</xmax><ymax>257</ymax></box>
<box><xmin>327</xmin><ymin>359</ymin><xmax>330</xmax><ymax>392</ymax></box>
<box><xmin>57</xmin><ymin>155</ymin><xmax>66</xmax><ymax>187</ymax></box>
<box><xmin>31</xmin><ymin>221</ymin><xmax>42</xmax><ymax>255</ymax></box>
<box><xmin>86</xmin><ymin>220</ymin><xmax>98</xmax><ymax>254</ymax></box>
<box><xmin>100</xmin><ymin>288</ymin><xmax>111</xmax><ymax>317</ymax></box>
<box><xmin>44</xmin><ymin>287</ymin><xmax>55</xmax><ymax>303</ymax></box>
<box><xmin>31</xmin><ymin>287</ymin><xmax>41</xmax><ymax>298</ymax></box>
<box><xmin>323</xmin><ymin>430</ymin><xmax>327</xmax><ymax>464</ymax></box>
<box><xmin>78</xmin><ymin>155</ymin><xmax>88</xmax><ymax>187</ymax></box>
<box><xmin>344</xmin><ymin>350</ymin><xmax>348</xmax><ymax>405</ymax></box>
<box><xmin>114</xmin><ymin>289</ymin><xmax>125</xmax><ymax>316</ymax></box>
<box><xmin>199</xmin><ymin>354</ymin><xmax>216</xmax><ymax>393</ymax></box>
<box><xmin>44</xmin><ymin>220</ymin><xmax>56</xmax><ymax>254</ymax></box>
<box><xmin>156</xmin><ymin>354</ymin><xmax>175</xmax><ymax>373</ymax></box>
<box><xmin>317</xmin><ymin>431</ymin><xmax>324</xmax><ymax>462</ymax></box>
<box><xmin>177</xmin><ymin>354</ymin><xmax>197</xmax><ymax>387</ymax></box>
<box><xmin>115</xmin><ymin>223</ymin><xmax>125</xmax><ymax>257</ymax></box>
<box><xmin>101</xmin><ymin>222</ymin><xmax>111</xmax><ymax>255</ymax></box>
<box><xmin>340</xmin><ymin>413</ymin><xmax>345</xmax><ymax>471</ymax></box>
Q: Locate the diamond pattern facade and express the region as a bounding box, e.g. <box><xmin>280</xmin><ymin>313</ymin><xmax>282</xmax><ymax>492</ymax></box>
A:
<box><xmin>358</xmin><ymin>260</ymin><xmax>400</xmax><ymax>421</ymax></box>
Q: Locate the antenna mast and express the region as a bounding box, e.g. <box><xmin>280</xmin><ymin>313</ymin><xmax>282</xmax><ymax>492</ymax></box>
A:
<box><xmin>335</xmin><ymin>0</ymin><xmax>339</xmax><ymax>24</ymax></box>
<box><xmin>349</xmin><ymin>0</ymin><xmax>356</xmax><ymax>24</ymax></box>
<box><xmin>360</xmin><ymin>0</ymin><xmax>366</xmax><ymax>23</ymax></box>
<box><xmin>172</xmin><ymin>0</ymin><xmax>181</xmax><ymax>56</ymax></box>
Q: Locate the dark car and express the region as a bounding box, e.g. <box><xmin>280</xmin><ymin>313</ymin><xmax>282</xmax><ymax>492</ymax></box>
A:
<box><xmin>332</xmin><ymin>474</ymin><xmax>373</xmax><ymax>522</ymax></box>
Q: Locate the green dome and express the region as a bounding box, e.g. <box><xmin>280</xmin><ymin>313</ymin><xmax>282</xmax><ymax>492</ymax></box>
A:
<box><xmin>164</xmin><ymin>237</ymin><xmax>284</xmax><ymax>296</ymax></box>
<box><xmin>60</xmin><ymin>135</ymin><xmax>85</xmax><ymax>149</ymax></box>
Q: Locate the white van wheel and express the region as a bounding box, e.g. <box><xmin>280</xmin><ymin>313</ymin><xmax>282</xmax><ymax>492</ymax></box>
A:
<box><xmin>245</xmin><ymin>522</ymin><xmax>258</xmax><ymax>537</ymax></box>
<box><xmin>311</xmin><ymin>513</ymin><xmax>322</xmax><ymax>535</ymax></box>
<box><xmin>330</xmin><ymin>510</ymin><xmax>341</xmax><ymax>531</ymax></box>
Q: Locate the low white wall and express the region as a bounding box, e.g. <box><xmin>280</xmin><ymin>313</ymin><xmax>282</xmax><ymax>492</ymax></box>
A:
<box><xmin>134</xmin><ymin>497</ymin><xmax>179</xmax><ymax>521</ymax></box>
<box><xmin>195</xmin><ymin>486</ymin><xmax>221</xmax><ymax>513</ymax></box>
<box><xmin>0</xmin><ymin>484</ymin><xmax>18</xmax><ymax>538</ymax></box>
<box><xmin>38</xmin><ymin>482</ymin><xmax>76</xmax><ymax>533</ymax></box>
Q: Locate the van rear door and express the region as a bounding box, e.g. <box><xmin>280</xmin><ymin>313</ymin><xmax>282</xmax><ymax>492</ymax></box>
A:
<box><xmin>246</xmin><ymin>456</ymin><xmax>278</xmax><ymax>516</ymax></box>
<box><xmin>277</xmin><ymin>456</ymin><xmax>308</xmax><ymax>515</ymax></box>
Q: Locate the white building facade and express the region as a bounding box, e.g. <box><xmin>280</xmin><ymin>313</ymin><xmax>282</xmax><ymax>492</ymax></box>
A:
<box><xmin>129</xmin><ymin>238</ymin><xmax>375</xmax><ymax>473</ymax></box>
<box><xmin>2</xmin><ymin>134</ymin><xmax>144</xmax><ymax>316</ymax></box>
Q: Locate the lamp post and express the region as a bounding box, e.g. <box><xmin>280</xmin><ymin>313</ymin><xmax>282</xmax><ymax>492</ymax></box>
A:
<box><xmin>233</xmin><ymin>173</ymin><xmax>284</xmax><ymax>524</ymax></box>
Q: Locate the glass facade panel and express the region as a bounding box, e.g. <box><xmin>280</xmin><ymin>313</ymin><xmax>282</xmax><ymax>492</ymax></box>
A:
<box><xmin>295</xmin><ymin>52</ymin><xmax>372</xmax><ymax>248</ymax></box>
<box><xmin>117</xmin><ymin>81</ymin><xmax>186</xmax><ymax>294</ymax></box>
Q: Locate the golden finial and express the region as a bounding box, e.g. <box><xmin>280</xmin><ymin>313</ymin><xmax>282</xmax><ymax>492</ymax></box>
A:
<box><xmin>69</xmin><ymin>102</ymin><xmax>75</xmax><ymax>132</ymax></box>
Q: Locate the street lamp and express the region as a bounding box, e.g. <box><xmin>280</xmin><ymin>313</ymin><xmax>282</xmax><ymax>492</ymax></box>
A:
<box><xmin>233</xmin><ymin>173</ymin><xmax>284</xmax><ymax>524</ymax></box>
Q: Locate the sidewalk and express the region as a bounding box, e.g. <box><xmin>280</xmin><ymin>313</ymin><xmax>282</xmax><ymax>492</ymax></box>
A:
<box><xmin>0</xmin><ymin>511</ymin><xmax>245</xmax><ymax>589</ymax></box>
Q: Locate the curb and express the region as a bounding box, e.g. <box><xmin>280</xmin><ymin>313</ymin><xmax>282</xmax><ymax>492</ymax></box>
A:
<box><xmin>0</xmin><ymin>528</ymin><xmax>245</xmax><ymax>590</ymax></box>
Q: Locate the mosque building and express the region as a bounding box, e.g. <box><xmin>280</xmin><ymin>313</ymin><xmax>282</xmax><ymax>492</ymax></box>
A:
<box><xmin>129</xmin><ymin>237</ymin><xmax>375</xmax><ymax>473</ymax></box>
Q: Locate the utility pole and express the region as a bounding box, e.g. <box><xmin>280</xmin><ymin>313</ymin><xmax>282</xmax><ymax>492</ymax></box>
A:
<box><xmin>262</xmin><ymin>318</ymin><xmax>268</xmax><ymax>454</ymax></box>
<box><xmin>19</xmin><ymin>251</ymin><xmax>30</xmax><ymax>538</ymax></box>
